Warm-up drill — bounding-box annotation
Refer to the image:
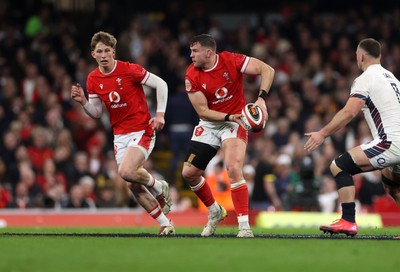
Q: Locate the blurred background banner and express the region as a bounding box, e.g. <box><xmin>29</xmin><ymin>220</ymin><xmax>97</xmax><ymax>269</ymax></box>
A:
<box><xmin>0</xmin><ymin>0</ymin><xmax>399</xmax><ymax>223</ymax></box>
<box><xmin>256</xmin><ymin>212</ymin><xmax>383</xmax><ymax>228</ymax></box>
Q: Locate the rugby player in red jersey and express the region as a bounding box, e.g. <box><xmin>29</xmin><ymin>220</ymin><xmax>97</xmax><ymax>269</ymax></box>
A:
<box><xmin>182</xmin><ymin>34</ymin><xmax>275</xmax><ymax>237</ymax></box>
<box><xmin>71</xmin><ymin>31</ymin><xmax>174</xmax><ymax>235</ymax></box>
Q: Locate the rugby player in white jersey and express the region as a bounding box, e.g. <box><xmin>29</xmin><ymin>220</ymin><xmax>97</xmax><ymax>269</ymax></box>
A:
<box><xmin>305</xmin><ymin>38</ymin><xmax>400</xmax><ymax>236</ymax></box>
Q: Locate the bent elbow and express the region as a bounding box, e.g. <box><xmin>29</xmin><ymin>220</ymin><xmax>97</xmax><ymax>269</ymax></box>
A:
<box><xmin>269</xmin><ymin>65</ymin><xmax>275</xmax><ymax>75</ymax></box>
<box><xmin>198</xmin><ymin>113</ymin><xmax>209</xmax><ymax>121</ymax></box>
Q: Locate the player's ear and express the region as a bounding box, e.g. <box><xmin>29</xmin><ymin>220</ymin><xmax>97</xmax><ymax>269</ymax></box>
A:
<box><xmin>91</xmin><ymin>51</ymin><xmax>96</xmax><ymax>58</ymax></box>
<box><xmin>361</xmin><ymin>52</ymin><xmax>366</xmax><ymax>62</ymax></box>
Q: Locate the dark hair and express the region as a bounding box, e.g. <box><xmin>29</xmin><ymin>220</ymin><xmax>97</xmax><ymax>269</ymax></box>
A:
<box><xmin>189</xmin><ymin>34</ymin><xmax>217</xmax><ymax>52</ymax></box>
<box><xmin>90</xmin><ymin>31</ymin><xmax>117</xmax><ymax>51</ymax></box>
<box><xmin>358</xmin><ymin>38</ymin><xmax>381</xmax><ymax>58</ymax></box>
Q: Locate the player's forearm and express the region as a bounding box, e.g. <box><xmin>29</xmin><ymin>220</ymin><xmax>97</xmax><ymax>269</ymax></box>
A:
<box><xmin>155</xmin><ymin>81</ymin><xmax>168</xmax><ymax>113</ymax></box>
<box><xmin>259</xmin><ymin>64</ymin><xmax>275</xmax><ymax>94</ymax></box>
<box><xmin>145</xmin><ymin>73</ymin><xmax>168</xmax><ymax>113</ymax></box>
<box><xmin>82</xmin><ymin>98</ymin><xmax>102</xmax><ymax>119</ymax></box>
<box><xmin>197</xmin><ymin>108</ymin><xmax>230</xmax><ymax>122</ymax></box>
<box><xmin>320</xmin><ymin>108</ymin><xmax>354</xmax><ymax>137</ymax></box>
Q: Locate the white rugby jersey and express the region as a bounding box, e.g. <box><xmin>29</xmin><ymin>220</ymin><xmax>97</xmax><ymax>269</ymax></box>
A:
<box><xmin>351</xmin><ymin>64</ymin><xmax>400</xmax><ymax>142</ymax></box>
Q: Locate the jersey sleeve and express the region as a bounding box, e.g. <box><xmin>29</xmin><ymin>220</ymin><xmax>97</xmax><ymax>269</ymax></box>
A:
<box><xmin>228</xmin><ymin>51</ymin><xmax>249</xmax><ymax>73</ymax></box>
<box><xmin>86</xmin><ymin>74</ymin><xmax>99</xmax><ymax>99</ymax></box>
<box><xmin>185</xmin><ymin>67</ymin><xmax>200</xmax><ymax>93</ymax></box>
<box><xmin>185</xmin><ymin>77</ymin><xmax>196</xmax><ymax>93</ymax></box>
<box><xmin>128</xmin><ymin>62</ymin><xmax>148</xmax><ymax>84</ymax></box>
<box><xmin>350</xmin><ymin>72</ymin><xmax>369</xmax><ymax>100</ymax></box>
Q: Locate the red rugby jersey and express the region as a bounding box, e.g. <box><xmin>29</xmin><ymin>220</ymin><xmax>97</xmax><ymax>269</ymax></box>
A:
<box><xmin>185</xmin><ymin>51</ymin><xmax>250</xmax><ymax>116</ymax></box>
<box><xmin>87</xmin><ymin>60</ymin><xmax>151</xmax><ymax>134</ymax></box>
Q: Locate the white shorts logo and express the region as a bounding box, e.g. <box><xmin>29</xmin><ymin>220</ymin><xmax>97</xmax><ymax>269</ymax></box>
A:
<box><xmin>377</xmin><ymin>157</ymin><xmax>386</xmax><ymax>165</ymax></box>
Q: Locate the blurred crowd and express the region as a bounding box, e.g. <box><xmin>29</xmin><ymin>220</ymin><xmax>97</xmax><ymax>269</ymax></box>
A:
<box><xmin>0</xmin><ymin>0</ymin><xmax>399</xmax><ymax>213</ymax></box>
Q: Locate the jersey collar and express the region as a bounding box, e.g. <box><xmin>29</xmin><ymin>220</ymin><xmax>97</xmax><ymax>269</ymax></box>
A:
<box><xmin>203</xmin><ymin>55</ymin><xmax>219</xmax><ymax>72</ymax></box>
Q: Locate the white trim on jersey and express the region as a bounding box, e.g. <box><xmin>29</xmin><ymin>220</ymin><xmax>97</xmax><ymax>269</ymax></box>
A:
<box><xmin>240</xmin><ymin>56</ymin><xmax>251</xmax><ymax>73</ymax></box>
<box><xmin>204</xmin><ymin>55</ymin><xmax>219</xmax><ymax>72</ymax></box>
<box><xmin>140</xmin><ymin>71</ymin><xmax>150</xmax><ymax>84</ymax></box>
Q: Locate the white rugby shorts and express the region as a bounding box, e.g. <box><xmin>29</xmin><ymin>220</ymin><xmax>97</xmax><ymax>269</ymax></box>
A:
<box><xmin>361</xmin><ymin>138</ymin><xmax>400</xmax><ymax>173</ymax></box>
<box><xmin>114</xmin><ymin>129</ymin><xmax>156</xmax><ymax>164</ymax></box>
<box><xmin>190</xmin><ymin>120</ymin><xmax>247</xmax><ymax>147</ymax></box>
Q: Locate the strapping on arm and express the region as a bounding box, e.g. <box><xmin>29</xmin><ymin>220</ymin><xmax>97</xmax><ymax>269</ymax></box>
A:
<box><xmin>144</xmin><ymin>72</ymin><xmax>168</xmax><ymax>113</ymax></box>
<box><xmin>82</xmin><ymin>96</ymin><xmax>102</xmax><ymax>119</ymax></box>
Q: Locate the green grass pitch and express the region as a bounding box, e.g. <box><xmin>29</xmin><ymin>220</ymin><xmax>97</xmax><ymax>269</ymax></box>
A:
<box><xmin>1</xmin><ymin>226</ymin><xmax>399</xmax><ymax>272</ymax></box>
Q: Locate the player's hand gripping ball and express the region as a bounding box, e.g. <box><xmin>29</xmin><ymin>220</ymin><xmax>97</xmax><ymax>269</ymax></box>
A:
<box><xmin>240</xmin><ymin>103</ymin><xmax>266</xmax><ymax>132</ymax></box>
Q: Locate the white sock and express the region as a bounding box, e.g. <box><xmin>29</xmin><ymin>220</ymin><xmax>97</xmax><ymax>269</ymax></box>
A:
<box><xmin>238</xmin><ymin>215</ymin><xmax>250</xmax><ymax>230</ymax></box>
<box><xmin>146</xmin><ymin>174</ymin><xmax>162</xmax><ymax>196</ymax></box>
<box><xmin>156</xmin><ymin>213</ymin><xmax>171</xmax><ymax>226</ymax></box>
<box><xmin>208</xmin><ymin>201</ymin><xmax>220</xmax><ymax>216</ymax></box>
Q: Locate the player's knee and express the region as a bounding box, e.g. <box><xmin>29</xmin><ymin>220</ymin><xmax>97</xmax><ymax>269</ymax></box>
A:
<box><xmin>118</xmin><ymin>166</ymin><xmax>140</xmax><ymax>182</ymax></box>
<box><xmin>181</xmin><ymin>167</ymin><xmax>191</xmax><ymax>181</ymax></box>
<box><xmin>333</xmin><ymin>152</ymin><xmax>363</xmax><ymax>176</ymax></box>
<box><xmin>329</xmin><ymin>160</ymin><xmax>341</xmax><ymax>176</ymax></box>
<box><xmin>182</xmin><ymin>166</ymin><xmax>200</xmax><ymax>184</ymax></box>
<box><xmin>225</xmin><ymin>162</ymin><xmax>242</xmax><ymax>181</ymax></box>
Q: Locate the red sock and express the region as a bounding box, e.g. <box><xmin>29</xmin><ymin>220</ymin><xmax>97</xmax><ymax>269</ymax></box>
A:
<box><xmin>231</xmin><ymin>184</ymin><xmax>249</xmax><ymax>216</ymax></box>
<box><xmin>192</xmin><ymin>179</ymin><xmax>215</xmax><ymax>207</ymax></box>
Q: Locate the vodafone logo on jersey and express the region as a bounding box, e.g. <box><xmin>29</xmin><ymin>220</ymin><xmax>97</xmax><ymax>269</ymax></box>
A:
<box><xmin>213</xmin><ymin>87</ymin><xmax>233</xmax><ymax>105</ymax></box>
<box><xmin>215</xmin><ymin>87</ymin><xmax>228</xmax><ymax>99</ymax></box>
<box><xmin>109</xmin><ymin>91</ymin><xmax>121</xmax><ymax>103</ymax></box>
<box><xmin>109</xmin><ymin>91</ymin><xmax>127</xmax><ymax>109</ymax></box>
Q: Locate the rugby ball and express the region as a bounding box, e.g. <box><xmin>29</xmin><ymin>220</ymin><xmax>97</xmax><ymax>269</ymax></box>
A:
<box><xmin>241</xmin><ymin>103</ymin><xmax>266</xmax><ymax>132</ymax></box>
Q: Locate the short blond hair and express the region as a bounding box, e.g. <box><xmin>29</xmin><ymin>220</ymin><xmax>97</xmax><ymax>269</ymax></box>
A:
<box><xmin>90</xmin><ymin>31</ymin><xmax>117</xmax><ymax>51</ymax></box>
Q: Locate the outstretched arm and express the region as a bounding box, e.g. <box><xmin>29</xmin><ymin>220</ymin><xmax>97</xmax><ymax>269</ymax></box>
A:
<box><xmin>304</xmin><ymin>97</ymin><xmax>365</xmax><ymax>152</ymax></box>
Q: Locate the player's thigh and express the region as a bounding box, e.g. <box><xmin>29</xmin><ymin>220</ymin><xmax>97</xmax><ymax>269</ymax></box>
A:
<box><xmin>221</xmin><ymin>138</ymin><xmax>246</xmax><ymax>169</ymax></box>
<box><xmin>119</xmin><ymin>146</ymin><xmax>146</xmax><ymax>172</ymax></box>
<box><xmin>116</xmin><ymin>130</ymin><xmax>155</xmax><ymax>172</ymax></box>
<box><xmin>347</xmin><ymin>146</ymin><xmax>375</xmax><ymax>171</ymax></box>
